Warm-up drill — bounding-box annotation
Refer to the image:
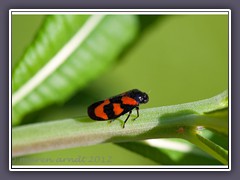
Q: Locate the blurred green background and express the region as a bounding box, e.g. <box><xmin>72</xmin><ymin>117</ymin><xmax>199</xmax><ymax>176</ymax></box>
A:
<box><xmin>12</xmin><ymin>14</ymin><xmax>228</xmax><ymax>165</ymax></box>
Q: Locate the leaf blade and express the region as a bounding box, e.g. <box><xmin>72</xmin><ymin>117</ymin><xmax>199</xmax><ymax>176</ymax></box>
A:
<box><xmin>185</xmin><ymin>133</ymin><xmax>228</xmax><ymax>165</ymax></box>
<box><xmin>12</xmin><ymin>15</ymin><xmax>139</xmax><ymax>125</ymax></box>
<box><xmin>116</xmin><ymin>140</ymin><xmax>221</xmax><ymax>165</ymax></box>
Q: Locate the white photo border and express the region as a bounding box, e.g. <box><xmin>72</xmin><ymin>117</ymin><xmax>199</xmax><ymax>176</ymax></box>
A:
<box><xmin>9</xmin><ymin>9</ymin><xmax>231</xmax><ymax>171</ymax></box>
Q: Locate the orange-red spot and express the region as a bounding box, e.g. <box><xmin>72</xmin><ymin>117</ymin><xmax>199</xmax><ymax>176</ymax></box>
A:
<box><xmin>177</xmin><ymin>127</ymin><xmax>184</xmax><ymax>134</ymax></box>
<box><xmin>121</xmin><ymin>96</ymin><xmax>138</xmax><ymax>106</ymax></box>
<box><xmin>113</xmin><ymin>103</ymin><xmax>124</xmax><ymax>116</ymax></box>
<box><xmin>94</xmin><ymin>99</ymin><xmax>110</xmax><ymax>120</ymax></box>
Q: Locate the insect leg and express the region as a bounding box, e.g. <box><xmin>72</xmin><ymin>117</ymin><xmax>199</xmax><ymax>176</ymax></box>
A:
<box><xmin>109</xmin><ymin>119</ymin><xmax>114</xmax><ymax>124</ymax></box>
<box><xmin>133</xmin><ymin>106</ymin><xmax>139</xmax><ymax>120</ymax></box>
<box><xmin>123</xmin><ymin>110</ymin><xmax>132</xmax><ymax>128</ymax></box>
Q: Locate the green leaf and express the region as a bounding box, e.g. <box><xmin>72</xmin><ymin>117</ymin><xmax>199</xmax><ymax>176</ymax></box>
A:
<box><xmin>116</xmin><ymin>140</ymin><xmax>221</xmax><ymax>165</ymax></box>
<box><xmin>117</xmin><ymin>141</ymin><xmax>175</xmax><ymax>165</ymax></box>
<box><xmin>12</xmin><ymin>15</ymin><xmax>139</xmax><ymax>125</ymax></box>
<box><xmin>185</xmin><ymin>132</ymin><xmax>228</xmax><ymax>165</ymax></box>
<box><xmin>12</xmin><ymin>91</ymin><xmax>228</xmax><ymax>165</ymax></box>
<box><xmin>200</xmin><ymin>128</ymin><xmax>228</xmax><ymax>150</ymax></box>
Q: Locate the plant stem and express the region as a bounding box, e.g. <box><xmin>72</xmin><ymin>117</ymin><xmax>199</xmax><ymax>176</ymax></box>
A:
<box><xmin>12</xmin><ymin>91</ymin><xmax>228</xmax><ymax>162</ymax></box>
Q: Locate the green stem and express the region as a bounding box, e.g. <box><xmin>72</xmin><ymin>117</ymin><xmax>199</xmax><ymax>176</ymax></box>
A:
<box><xmin>12</xmin><ymin>91</ymin><xmax>228</xmax><ymax>163</ymax></box>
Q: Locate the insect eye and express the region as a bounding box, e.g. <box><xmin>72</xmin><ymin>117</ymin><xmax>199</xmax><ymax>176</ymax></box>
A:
<box><xmin>138</xmin><ymin>96</ymin><xmax>146</xmax><ymax>103</ymax></box>
<box><xmin>142</xmin><ymin>94</ymin><xmax>149</xmax><ymax>103</ymax></box>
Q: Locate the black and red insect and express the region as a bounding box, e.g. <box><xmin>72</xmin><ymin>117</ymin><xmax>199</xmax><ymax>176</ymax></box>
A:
<box><xmin>87</xmin><ymin>89</ymin><xmax>149</xmax><ymax>128</ymax></box>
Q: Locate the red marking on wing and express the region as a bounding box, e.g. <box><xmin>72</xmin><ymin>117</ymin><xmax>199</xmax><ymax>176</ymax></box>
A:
<box><xmin>121</xmin><ymin>96</ymin><xmax>138</xmax><ymax>106</ymax></box>
<box><xmin>113</xmin><ymin>103</ymin><xmax>124</xmax><ymax>116</ymax></box>
<box><xmin>94</xmin><ymin>99</ymin><xmax>110</xmax><ymax>120</ymax></box>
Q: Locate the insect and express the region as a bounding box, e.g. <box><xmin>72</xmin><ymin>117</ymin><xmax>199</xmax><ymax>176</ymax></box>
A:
<box><xmin>87</xmin><ymin>89</ymin><xmax>149</xmax><ymax>128</ymax></box>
